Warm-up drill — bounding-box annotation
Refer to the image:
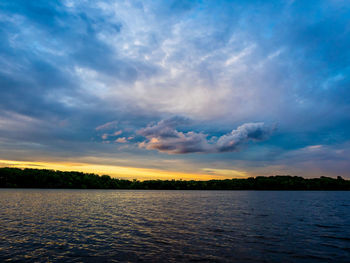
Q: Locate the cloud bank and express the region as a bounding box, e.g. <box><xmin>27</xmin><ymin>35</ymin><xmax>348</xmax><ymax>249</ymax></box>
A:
<box><xmin>138</xmin><ymin>118</ymin><xmax>274</xmax><ymax>154</ymax></box>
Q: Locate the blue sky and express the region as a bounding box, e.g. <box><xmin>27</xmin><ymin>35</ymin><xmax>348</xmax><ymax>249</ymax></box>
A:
<box><xmin>0</xmin><ymin>0</ymin><xmax>350</xmax><ymax>178</ymax></box>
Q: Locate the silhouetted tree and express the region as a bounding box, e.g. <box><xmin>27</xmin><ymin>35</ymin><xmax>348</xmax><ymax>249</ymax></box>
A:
<box><xmin>0</xmin><ymin>167</ymin><xmax>349</xmax><ymax>190</ymax></box>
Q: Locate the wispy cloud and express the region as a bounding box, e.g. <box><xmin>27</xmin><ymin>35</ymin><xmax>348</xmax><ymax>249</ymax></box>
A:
<box><xmin>96</xmin><ymin>121</ymin><xmax>118</xmax><ymax>131</ymax></box>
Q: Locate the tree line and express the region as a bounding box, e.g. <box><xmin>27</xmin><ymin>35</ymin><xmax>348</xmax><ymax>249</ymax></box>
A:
<box><xmin>0</xmin><ymin>167</ymin><xmax>349</xmax><ymax>190</ymax></box>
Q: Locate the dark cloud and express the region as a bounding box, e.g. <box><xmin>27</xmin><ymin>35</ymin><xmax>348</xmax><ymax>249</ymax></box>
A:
<box><xmin>138</xmin><ymin>118</ymin><xmax>274</xmax><ymax>154</ymax></box>
<box><xmin>138</xmin><ymin>116</ymin><xmax>190</xmax><ymax>138</ymax></box>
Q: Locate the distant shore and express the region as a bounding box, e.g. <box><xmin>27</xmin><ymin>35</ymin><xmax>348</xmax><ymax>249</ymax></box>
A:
<box><xmin>0</xmin><ymin>167</ymin><xmax>349</xmax><ymax>190</ymax></box>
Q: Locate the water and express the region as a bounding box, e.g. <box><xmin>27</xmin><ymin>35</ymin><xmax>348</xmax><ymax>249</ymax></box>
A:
<box><xmin>0</xmin><ymin>190</ymin><xmax>349</xmax><ymax>262</ymax></box>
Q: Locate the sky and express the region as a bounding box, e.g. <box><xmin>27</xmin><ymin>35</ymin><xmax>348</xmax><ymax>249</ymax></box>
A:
<box><xmin>0</xmin><ymin>0</ymin><xmax>350</xmax><ymax>179</ymax></box>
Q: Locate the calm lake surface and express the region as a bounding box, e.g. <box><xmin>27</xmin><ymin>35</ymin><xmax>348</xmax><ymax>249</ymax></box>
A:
<box><xmin>0</xmin><ymin>190</ymin><xmax>349</xmax><ymax>262</ymax></box>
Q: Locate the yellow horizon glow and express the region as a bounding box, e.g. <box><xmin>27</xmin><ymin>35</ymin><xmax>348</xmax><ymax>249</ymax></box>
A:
<box><xmin>0</xmin><ymin>159</ymin><xmax>250</xmax><ymax>181</ymax></box>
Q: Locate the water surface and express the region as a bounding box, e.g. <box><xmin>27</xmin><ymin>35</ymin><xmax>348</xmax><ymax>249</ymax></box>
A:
<box><xmin>0</xmin><ymin>189</ymin><xmax>349</xmax><ymax>262</ymax></box>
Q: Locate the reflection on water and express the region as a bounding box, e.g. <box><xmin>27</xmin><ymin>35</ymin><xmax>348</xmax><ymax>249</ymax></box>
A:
<box><xmin>0</xmin><ymin>189</ymin><xmax>349</xmax><ymax>262</ymax></box>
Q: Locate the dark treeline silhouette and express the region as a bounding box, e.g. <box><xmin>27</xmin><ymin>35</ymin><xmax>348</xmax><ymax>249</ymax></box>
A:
<box><xmin>0</xmin><ymin>167</ymin><xmax>349</xmax><ymax>190</ymax></box>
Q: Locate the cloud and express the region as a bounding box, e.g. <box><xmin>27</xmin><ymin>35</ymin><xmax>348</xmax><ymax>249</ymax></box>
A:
<box><xmin>138</xmin><ymin>116</ymin><xmax>190</xmax><ymax>138</ymax></box>
<box><xmin>100</xmin><ymin>129</ymin><xmax>123</xmax><ymax>140</ymax></box>
<box><xmin>113</xmin><ymin>130</ymin><xmax>122</xmax><ymax>136</ymax></box>
<box><xmin>96</xmin><ymin>121</ymin><xmax>118</xmax><ymax>131</ymax></box>
<box><xmin>138</xmin><ymin>118</ymin><xmax>274</xmax><ymax>154</ymax></box>
<box><xmin>116</xmin><ymin>137</ymin><xmax>127</xmax><ymax>143</ymax></box>
<box><xmin>138</xmin><ymin>117</ymin><xmax>210</xmax><ymax>154</ymax></box>
<box><xmin>216</xmin><ymin>123</ymin><xmax>274</xmax><ymax>152</ymax></box>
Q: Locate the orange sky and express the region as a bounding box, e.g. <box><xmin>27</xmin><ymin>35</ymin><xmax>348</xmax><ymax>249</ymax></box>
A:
<box><xmin>0</xmin><ymin>159</ymin><xmax>250</xmax><ymax>181</ymax></box>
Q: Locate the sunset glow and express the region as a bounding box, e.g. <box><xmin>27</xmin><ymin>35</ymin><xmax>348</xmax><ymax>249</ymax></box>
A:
<box><xmin>0</xmin><ymin>159</ymin><xmax>249</xmax><ymax>180</ymax></box>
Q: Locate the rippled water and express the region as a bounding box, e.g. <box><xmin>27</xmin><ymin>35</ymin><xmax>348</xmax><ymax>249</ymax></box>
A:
<box><xmin>0</xmin><ymin>190</ymin><xmax>349</xmax><ymax>262</ymax></box>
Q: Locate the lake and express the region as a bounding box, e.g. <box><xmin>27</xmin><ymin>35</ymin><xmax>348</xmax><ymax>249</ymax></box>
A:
<box><xmin>0</xmin><ymin>189</ymin><xmax>349</xmax><ymax>262</ymax></box>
